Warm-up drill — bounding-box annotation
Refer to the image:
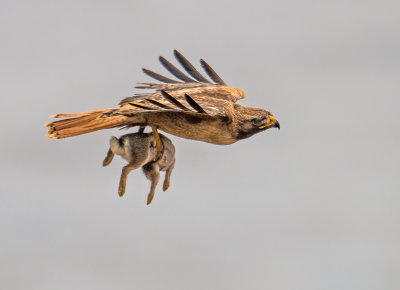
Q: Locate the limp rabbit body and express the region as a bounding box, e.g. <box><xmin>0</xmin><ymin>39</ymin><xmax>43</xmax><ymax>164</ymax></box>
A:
<box><xmin>103</xmin><ymin>132</ymin><xmax>175</xmax><ymax>204</ymax></box>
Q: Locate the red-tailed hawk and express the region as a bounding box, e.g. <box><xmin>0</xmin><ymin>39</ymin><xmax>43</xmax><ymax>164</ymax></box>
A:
<box><xmin>46</xmin><ymin>50</ymin><xmax>280</xmax><ymax>156</ymax></box>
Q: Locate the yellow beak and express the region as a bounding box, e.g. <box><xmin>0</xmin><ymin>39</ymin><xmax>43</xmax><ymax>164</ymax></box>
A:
<box><xmin>259</xmin><ymin>115</ymin><xmax>278</xmax><ymax>129</ymax></box>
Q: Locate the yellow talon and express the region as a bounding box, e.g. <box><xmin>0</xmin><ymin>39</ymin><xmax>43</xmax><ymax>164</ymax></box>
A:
<box><xmin>151</xmin><ymin>126</ymin><xmax>163</xmax><ymax>161</ymax></box>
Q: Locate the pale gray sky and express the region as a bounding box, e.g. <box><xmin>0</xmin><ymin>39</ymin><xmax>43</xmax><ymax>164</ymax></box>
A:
<box><xmin>1</xmin><ymin>1</ymin><xmax>400</xmax><ymax>289</ymax></box>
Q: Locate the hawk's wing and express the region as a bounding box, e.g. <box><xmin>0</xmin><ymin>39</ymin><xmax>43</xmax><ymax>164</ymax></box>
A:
<box><xmin>119</xmin><ymin>50</ymin><xmax>246</xmax><ymax>107</ymax></box>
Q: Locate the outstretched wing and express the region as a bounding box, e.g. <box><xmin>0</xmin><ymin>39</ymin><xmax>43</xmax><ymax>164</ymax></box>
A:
<box><xmin>119</xmin><ymin>50</ymin><xmax>246</xmax><ymax>106</ymax></box>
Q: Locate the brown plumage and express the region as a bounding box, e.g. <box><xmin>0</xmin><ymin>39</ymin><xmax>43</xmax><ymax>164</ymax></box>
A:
<box><xmin>45</xmin><ymin>50</ymin><xmax>280</xmax><ymax>145</ymax></box>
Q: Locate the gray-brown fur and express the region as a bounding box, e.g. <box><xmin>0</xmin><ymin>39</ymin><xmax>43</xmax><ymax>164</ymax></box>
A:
<box><xmin>102</xmin><ymin>132</ymin><xmax>175</xmax><ymax>205</ymax></box>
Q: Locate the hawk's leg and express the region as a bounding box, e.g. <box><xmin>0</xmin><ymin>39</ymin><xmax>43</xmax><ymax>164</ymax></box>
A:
<box><xmin>151</xmin><ymin>125</ymin><xmax>163</xmax><ymax>161</ymax></box>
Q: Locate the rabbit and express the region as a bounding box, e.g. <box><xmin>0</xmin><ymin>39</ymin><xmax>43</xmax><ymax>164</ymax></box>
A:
<box><xmin>102</xmin><ymin>132</ymin><xmax>175</xmax><ymax>205</ymax></box>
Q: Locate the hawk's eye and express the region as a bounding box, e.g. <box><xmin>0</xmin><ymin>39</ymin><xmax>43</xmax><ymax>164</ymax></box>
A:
<box><xmin>251</xmin><ymin>117</ymin><xmax>266</xmax><ymax>125</ymax></box>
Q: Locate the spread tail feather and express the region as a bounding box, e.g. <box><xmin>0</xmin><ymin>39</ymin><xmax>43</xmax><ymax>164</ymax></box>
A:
<box><xmin>45</xmin><ymin>109</ymin><xmax>130</xmax><ymax>139</ymax></box>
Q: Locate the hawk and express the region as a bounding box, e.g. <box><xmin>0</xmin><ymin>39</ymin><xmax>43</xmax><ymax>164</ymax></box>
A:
<box><xmin>46</xmin><ymin>50</ymin><xmax>280</xmax><ymax>155</ymax></box>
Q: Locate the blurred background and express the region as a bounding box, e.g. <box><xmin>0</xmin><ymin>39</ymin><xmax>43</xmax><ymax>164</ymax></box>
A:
<box><xmin>1</xmin><ymin>1</ymin><xmax>399</xmax><ymax>289</ymax></box>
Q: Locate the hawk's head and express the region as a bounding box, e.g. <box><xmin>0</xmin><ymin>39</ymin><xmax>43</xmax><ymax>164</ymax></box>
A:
<box><xmin>234</xmin><ymin>105</ymin><xmax>280</xmax><ymax>140</ymax></box>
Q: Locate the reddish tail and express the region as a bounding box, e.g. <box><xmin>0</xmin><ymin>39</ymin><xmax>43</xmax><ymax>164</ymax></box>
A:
<box><xmin>45</xmin><ymin>109</ymin><xmax>129</xmax><ymax>139</ymax></box>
